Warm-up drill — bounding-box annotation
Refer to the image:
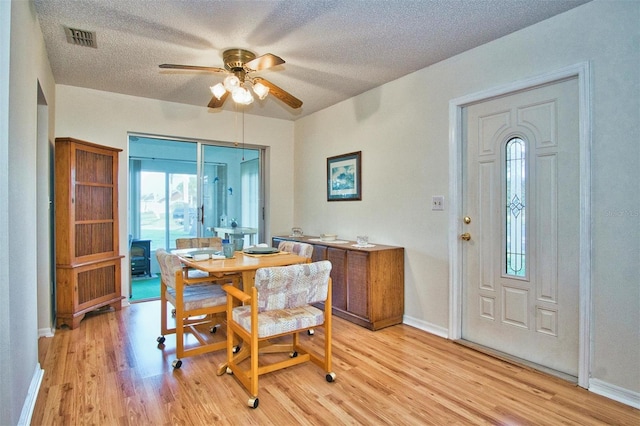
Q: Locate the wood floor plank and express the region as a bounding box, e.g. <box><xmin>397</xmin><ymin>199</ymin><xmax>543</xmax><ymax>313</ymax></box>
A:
<box><xmin>31</xmin><ymin>300</ymin><xmax>639</xmax><ymax>425</ymax></box>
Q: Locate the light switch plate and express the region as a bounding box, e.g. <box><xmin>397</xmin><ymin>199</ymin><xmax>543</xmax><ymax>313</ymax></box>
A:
<box><xmin>432</xmin><ymin>195</ymin><xmax>445</xmax><ymax>211</ymax></box>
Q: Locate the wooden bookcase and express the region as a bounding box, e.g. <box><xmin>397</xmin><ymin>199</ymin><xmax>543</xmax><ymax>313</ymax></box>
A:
<box><xmin>55</xmin><ymin>137</ymin><xmax>124</xmax><ymax>329</ymax></box>
<box><xmin>273</xmin><ymin>236</ymin><xmax>404</xmax><ymax>330</ymax></box>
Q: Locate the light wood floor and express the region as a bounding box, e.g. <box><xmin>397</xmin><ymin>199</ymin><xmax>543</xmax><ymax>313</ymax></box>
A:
<box><xmin>33</xmin><ymin>300</ymin><xmax>638</xmax><ymax>425</ymax></box>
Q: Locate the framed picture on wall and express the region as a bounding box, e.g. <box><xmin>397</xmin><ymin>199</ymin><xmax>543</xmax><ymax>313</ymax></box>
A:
<box><xmin>327</xmin><ymin>151</ymin><xmax>362</xmax><ymax>201</ymax></box>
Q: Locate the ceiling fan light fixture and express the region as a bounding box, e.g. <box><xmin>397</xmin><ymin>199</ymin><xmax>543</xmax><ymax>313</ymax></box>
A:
<box><xmin>252</xmin><ymin>82</ymin><xmax>269</xmax><ymax>100</ymax></box>
<box><xmin>232</xmin><ymin>86</ymin><xmax>254</xmax><ymax>105</ymax></box>
<box><xmin>210</xmin><ymin>83</ymin><xmax>226</xmax><ymax>100</ymax></box>
<box><xmin>223</xmin><ymin>75</ymin><xmax>240</xmax><ymax>92</ymax></box>
<box><xmin>161</xmin><ymin>48</ymin><xmax>302</xmax><ymax>109</ymax></box>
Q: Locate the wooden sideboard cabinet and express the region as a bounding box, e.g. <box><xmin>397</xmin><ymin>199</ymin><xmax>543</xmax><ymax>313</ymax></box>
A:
<box><xmin>273</xmin><ymin>236</ymin><xmax>404</xmax><ymax>330</ymax></box>
<box><xmin>55</xmin><ymin>137</ymin><xmax>124</xmax><ymax>329</ymax></box>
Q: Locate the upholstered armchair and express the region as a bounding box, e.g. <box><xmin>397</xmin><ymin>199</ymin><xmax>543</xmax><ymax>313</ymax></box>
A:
<box><xmin>175</xmin><ymin>236</ymin><xmax>241</xmax><ymax>284</ymax></box>
<box><xmin>156</xmin><ymin>248</ymin><xmax>238</xmax><ymax>368</ymax></box>
<box><xmin>223</xmin><ymin>260</ymin><xmax>335</xmax><ymax>408</ymax></box>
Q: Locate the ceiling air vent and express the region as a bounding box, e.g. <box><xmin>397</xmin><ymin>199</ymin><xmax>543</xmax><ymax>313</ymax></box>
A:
<box><xmin>64</xmin><ymin>26</ymin><xmax>97</xmax><ymax>48</ymax></box>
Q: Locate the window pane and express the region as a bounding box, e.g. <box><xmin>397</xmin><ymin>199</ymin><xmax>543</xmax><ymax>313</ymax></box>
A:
<box><xmin>505</xmin><ymin>137</ymin><xmax>526</xmax><ymax>277</ymax></box>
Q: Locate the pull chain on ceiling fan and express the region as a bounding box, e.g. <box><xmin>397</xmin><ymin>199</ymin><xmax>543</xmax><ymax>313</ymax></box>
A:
<box><xmin>159</xmin><ymin>48</ymin><xmax>302</xmax><ymax>110</ymax></box>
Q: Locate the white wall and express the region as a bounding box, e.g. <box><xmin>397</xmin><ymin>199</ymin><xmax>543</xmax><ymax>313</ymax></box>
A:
<box><xmin>3</xmin><ymin>0</ymin><xmax>56</xmax><ymax>424</ymax></box>
<box><xmin>54</xmin><ymin>86</ymin><xmax>295</xmax><ymax>301</ymax></box>
<box><xmin>0</xmin><ymin>1</ymin><xmax>11</xmax><ymax>422</ymax></box>
<box><xmin>294</xmin><ymin>0</ymin><xmax>639</xmax><ymax>402</ymax></box>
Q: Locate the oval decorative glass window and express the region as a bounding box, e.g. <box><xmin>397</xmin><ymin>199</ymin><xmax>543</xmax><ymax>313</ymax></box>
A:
<box><xmin>505</xmin><ymin>137</ymin><xmax>526</xmax><ymax>277</ymax></box>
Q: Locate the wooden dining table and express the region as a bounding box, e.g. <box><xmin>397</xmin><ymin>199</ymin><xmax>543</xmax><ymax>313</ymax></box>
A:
<box><xmin>174</xmin><ymin>249</ymin><xmax>311</xmax><ymax>374</ymax></box>
<box><xmin>176</xmin><ymin>249</ymin><xmax>310</xmax><ymax>291</ymax></box>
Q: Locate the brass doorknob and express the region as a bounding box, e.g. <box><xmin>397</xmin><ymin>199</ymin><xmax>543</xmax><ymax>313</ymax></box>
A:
<box><xmin>460</xmin><ymin>232</ymin><xmax>471</xmax><ymax>241</ymax></box>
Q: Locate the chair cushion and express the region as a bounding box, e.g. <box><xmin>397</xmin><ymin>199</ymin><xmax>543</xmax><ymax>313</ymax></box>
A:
<box><xmin>156</xmin><ymin>248</ymin><xmax>183</xmax><ymax>290</ymax></box>
<box><xmin>277</xmin><ymin>241</ymin><xmax>313</xmax><ymax>259</ymax></box>
<box><xmin>254</xmin><ymin>261</ymin><xmax>331</xmax><ymax>312</ymax></box>
<box><xmin>232</xmin><ymin>305</ymin><xmax>325</xmax><ymax>338</ymax></box>
<box><xmin>166</xmin><ymin>283</ymin><xmax>226</xmax><ymax>311</ymax></box>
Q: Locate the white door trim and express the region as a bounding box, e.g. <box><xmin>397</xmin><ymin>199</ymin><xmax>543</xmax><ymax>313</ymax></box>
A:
<box><xmin>448</xmin><ymin>62</ymin><xmax>592</xmax><ymax>388</ymax></box>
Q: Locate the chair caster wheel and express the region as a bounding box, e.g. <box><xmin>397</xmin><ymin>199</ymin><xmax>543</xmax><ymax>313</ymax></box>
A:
<box><xmin>226</xmin><ymin>367</ymin><xmax>233</xmax><ymax>375</ymax></box>
<box><xmin>210</xmin><ymin>326</ymin><xmax>217</xmax><ymax>333</ymax></box>
<box><xmin>307</xmin><ymin>329</ymin><xmax>315</xmax><ymax>335</ymax></box>
<box><xmin>232</xmin><ymin>345</ymin><xmax>240</xmax><ymax>354</ymax></box>
<box><xmin>326</xmin><ymin>372</ymin><xmax>336</xmax><ymax>382</ymax></box>
<box><xmin>171</xmin><ymin>308</ymin><xmax>176</xmax><ymax>317</ymax></box>
<box><xmin>290</xmin><ymin>351</ymin><xmax>298</xmax><ymax>358</ymax></box>
<box><xmin>157</xmin><ymin>336</ymin><xmax>166</xmax><ymax>344</ymax></box>
<box><xmin>248</xmin><ymin>397</ymin><xmax>259</xmax><ymax>409</ymax></box>
<box><xmin>172</xmin><ymin>359</ymin><xmax>182</xmax><ymax>369</ymax></box>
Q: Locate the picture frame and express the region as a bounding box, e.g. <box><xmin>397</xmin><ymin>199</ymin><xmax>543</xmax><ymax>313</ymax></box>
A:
<box><xmin>327</xmin><ymin>151</ymin><xmax>362</xmax><ymax>201</ymax></box>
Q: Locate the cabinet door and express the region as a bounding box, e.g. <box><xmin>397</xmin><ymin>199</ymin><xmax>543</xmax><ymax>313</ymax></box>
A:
<box><xmin>346</xmin><ymin>251</ymin><xmax>369</xmax><ymax>318</ymax></box>
<box><xmin>73</xmin><ymin>144</ymin><xmax>118</xmax><ymax>262</ymax></box>
<box><xmin>327</xmin><ymin>248</ymin><xmax>347</xmax><ymax>310</ymax></box>
<box><xmin>76</xmin><ymin>261</ymin><xmax>120</xmax><ymax>311</ymax></box>
<box><xmin>311</xmin><ymin>244</ymin><xmax>326</xmax><ymax>263</ymax></box>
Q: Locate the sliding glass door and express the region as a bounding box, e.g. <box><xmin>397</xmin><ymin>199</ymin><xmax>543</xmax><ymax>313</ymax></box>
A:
<box><xmin>129</xmin><ymin>135</ymin><xmax>263</xmax><ymax>294</ymax></box>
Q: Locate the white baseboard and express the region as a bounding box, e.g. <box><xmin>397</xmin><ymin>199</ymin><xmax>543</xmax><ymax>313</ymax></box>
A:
<box><xmin>38</xmin><ymin>327</ymin><xmax>54</xmax><ymax>338</ymax></box>
<box><xmin>402</xmin><ymin>315</ymin><xmax>449</xmax><ymax>338</ymax></box>
<box><xmin>18</xmin><ymin>363</ymin><xmax>44</xmax><ymax>426</ymax></box>
<box><xmin>589</xmin><ymin>378</ymin><xmax>640</xmax><ymax>410</ymax></box>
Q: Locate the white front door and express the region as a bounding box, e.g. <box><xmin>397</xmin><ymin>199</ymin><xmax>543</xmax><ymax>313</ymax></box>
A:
<box><xmin>461</xmin><ymin>77</ymin><xmax>580</xmax><ymax>377</ymax></box>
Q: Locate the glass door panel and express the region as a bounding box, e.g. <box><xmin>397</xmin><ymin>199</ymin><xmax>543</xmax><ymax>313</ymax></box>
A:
<box><xmin>130</xmin><ymin>138</ymin><xmax>197</xmax><ymax>251</ymax></box>
<box><xmin>167</xmin><ymin>172</ymin><xmax>198</xmax><ymax>243</ymax></box>
<box><xmin>201</xmin><ymin>145</ymin><xmax>261</xmax><ymax>245</ymax></box>
<box><xmin>138</xmin><ymin>170</ymin><xmax>165</xmax><ymax>251</ymax></box>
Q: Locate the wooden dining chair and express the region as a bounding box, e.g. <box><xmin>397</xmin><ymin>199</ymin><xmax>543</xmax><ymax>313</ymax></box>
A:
<box><xmin>222</xmin><ymin>260</ymin><xmax>335</xmax><ymax>408</ymax></box>
<box><xmin>155</xmin><ymin>248</ymin><xmax>239</xmax><ymax>368</ymax></box>
<box><xmin>171</xmin><ymin>237</ymin><xmax>242</xmax><ymax>319</ymax></box>
<box><xmin>176</xmin><ymin>237</ymin><xmax>221</xmax><ymax>277</ymax></box>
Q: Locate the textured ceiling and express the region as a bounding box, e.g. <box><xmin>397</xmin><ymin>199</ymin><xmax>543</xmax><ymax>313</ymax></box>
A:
<box><xmin>34</xmin><ymin>0</ymin><xmax>590</xmax><ymax>121</ymax></box>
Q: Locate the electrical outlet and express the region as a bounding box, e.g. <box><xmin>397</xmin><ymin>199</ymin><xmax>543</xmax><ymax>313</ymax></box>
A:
<box><xmin>432</xmin><ymin>195</ymin><xmax>445</xmax><ymax>211</ymax></box>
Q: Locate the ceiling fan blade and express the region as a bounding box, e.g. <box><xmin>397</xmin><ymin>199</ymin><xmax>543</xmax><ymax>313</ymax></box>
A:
<box><xmin>245</xmin><ymin>53</ymin><xmax>285</xmax><ymax>71</ymax></box>
<box><xmin>253</xmin><ymin>77</ymin><xmax>302</xmax><ymax>109</ymax></box>
<box><xmin>160</xmin><ymin>64</ymin><xmax>226</xmax><ymax>73</ymax></box>
<box><xmin>208</xmin><ymin>91</ymin><xmax>229</xmax><ymax>109</ymax></box>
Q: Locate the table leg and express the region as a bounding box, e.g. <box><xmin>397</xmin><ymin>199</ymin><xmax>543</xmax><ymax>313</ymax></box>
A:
<box><xmin>241</xmin><ymin>270</ymin><xmax>256</xmax><ymax>292</ymax></box>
